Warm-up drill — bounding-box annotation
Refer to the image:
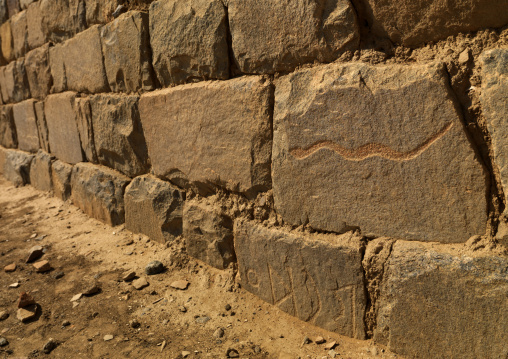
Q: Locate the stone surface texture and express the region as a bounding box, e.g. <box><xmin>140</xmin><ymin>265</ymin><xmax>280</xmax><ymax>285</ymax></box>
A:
<box><xmin>85</xmin><ymin>0</ymin><xmax>121</xmax><ymax>25</ymax></box>
<box><xmin>0</xmin><ymin>58</ymin><xmax>31</xmax><ymax>103</ymax></box>
<box><xmin>228</xmin><ymin>0</ymin><xmax>359</xmax><ymax>74</ymax></box>
<box><xmin>25</xmin><ymin>44</ymin><xmax>52</xmax><ymax>100</ymax></box>
<box><xmin>7</xmin><ymin>0</ymin><xmax>19</xmax><ymax>17</ymax></box>
<box><xmin>0</xmin><ymin>20</ymin><xmax>12</xmax><ymax>64</ymax></box>
<box><xmin>149</xmin><ymin>0</ymin><xmax>229</xmax><ymax>87</ymax></box>
<box><xmin>51</xmin><ymin>159</ymin><xmax>72</xmax><ymax>201</ymax></box>
<box><xmin>3</xmin><ymin>148</ymin><xmax>33</xmax><ymax>186</ymax></box>
<box><xmin>11</xmin><ymin>10</ymin><xmax>27</xmax><ymax>58</ymax></box>
<box><xmin>40</xmin><ymin>0</ymin><xmax>86</xmax><ymax>43</ymax></box>
<box><xmin>26</xmin><ymin>1</ymin><xmax>45</xmax><ymax>50</ymax></box>
<box><xmin>139</xmin><ymin>76</ymin><xmax>272</xmax><ymax>196</ymax></box>
<box><xmin>273</xmin><ymin>61</ymin><xmax>487</xmax><ymax>243</ymax></box>
<box><xmin>34</xmin><ymin>101</ymin><xmax>49</xmax><ymax>153</ymax></box>
<box><xmin>0</xmin><ymin>105</ymin><xmax>17</xmax><ymax>148</ymax></box>
<box><xmin>29</xmin><ymin>150</ymin><xmax>53</xmax><ymax>192</ymax></box>
<box><xmin>0</xmin><ymin>0</ymin><xmax>7</xmax><ymax>23</ymax></box>
<box><xmin>12</xmin><ymin>99</ymin><xmax>39</xmax><ymax>152</ymax></box>
<box><xmin>74</xmin><ymin>97</ymin><xmax>97</xmax><ymax>163</ymax></box>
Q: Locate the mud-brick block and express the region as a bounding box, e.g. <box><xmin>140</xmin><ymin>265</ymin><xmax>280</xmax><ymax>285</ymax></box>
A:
<box><xmin>125</xmin><ymin>175</ymin><xmax>184</xmax><ymax>243</ymax></box>
<box><xmin>29</xmin><ymin>150</ymin><xmax>54</xmax><ymax>192</ymax></box>
<box><xmin>373</xmin><ymin>241</ymin><xmax>508</xmax><ymax>359</ymax></box>
<box><xmin>34</xmin><ymin>101</ymin><xmax>49</xmax><ymax>153</ymax></box>
<box><xmin>85</xmin><ymin>0</ymin><xmax>121</xmax><ymax>25</ymax></box>
<box><xmin>139</xmin><ymin>76</ymin><xmax>272</xmax><ymax>197</ymax></box>
<box><xmin>101</xmin><ymin>10</ymin><xmax>154</xmax><ymax>92</ymax></box>
<box><xmin>40</xmin><ymin>0</ymin><xmax>85</xmax><ymax>43</ymax></box>
<box><xmin>25</xmin><ymin>43</ymin><xmax>51</xmax><ymax>100</ymax></box>
<box><xmin>273</xmin><ymin>61</ymin><xmax>487</xmax><ymax>243</ymax></box>
<box><xmin>149</xmin><ymin>0</ymin><xmax>229</xmax><ymax>87</ymax></box>
<box><xmin>10</xmin><ymin>10</ymin><xmax>27</xmax><ymax>58</ymax></box>
<box><xmin>234</xmin><ymin>220</ymin><xmax>366</xmax><ymax>339</ymax></box>
<box><xmin>183</xmin><ymin>197</ymin><xmax>235</xmax><ymax>270</ymax></box>
<box><xmin>3</xmin><ymin>148</ymin><xmax>33</xmax><ymax>186</ymax></box>
<box><xmin>12</xmin><ymin>99</ymin><xmax>39</xmax><ymax>152</ymax></box>
<box><xmin>44</xmin><ymin>92</ymin><xmax>83</xmax><ymax>165</ymax></box>
<box><xmin>71</xmin><ymin>162</ymin><xmax>130</xmax><ymax>226</ymax></box>
<box><xmin>0</xmin><ymin>58</ymin><xmax>31</xmax><ymax>103</ymax></box>
<box><xmin>0</xmin><ymin>20</ymin><xmax>12</xmax><ymax>64</ymax></box>
<box><xmin>228</xmin><ymin>0</ymin><xmax>359</xmax><ymax>74</ymax></box>
<box><xmin>26</xmin><ymin>1</ymin><xmax>45</xmax><ymax>50</ymax></box>
<box><xmin>0</xmin><ymin>104</ymin><xmax>17</xmax><ymax>148</ymax></box>
<box><xmin>51</xmin><ymin>159</ymin><xmax>72</xmax><ymax>201</ymax></box>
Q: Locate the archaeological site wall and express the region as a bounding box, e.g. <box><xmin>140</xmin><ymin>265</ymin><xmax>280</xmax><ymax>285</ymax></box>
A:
<box><xmin>0</xmin><ymin>0</ymin><xmax>507</xmax><ymax>357</ymax></box>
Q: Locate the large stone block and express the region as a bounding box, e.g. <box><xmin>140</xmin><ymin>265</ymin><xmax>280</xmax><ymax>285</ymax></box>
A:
<box><xmin>40</xmin><ymin>0</ymin><xmax>86</xmax><ymax>43</ymax></box>
<box><xmin>71</xmin><ymin>162</ymin><xmax>130</xmax><ymax>226</ymax></box>
<box><xmin>125</xmin><ymin>175</ymin><xmax>185</xmax><ymax>243</ymax></box>
<box><xmin>228</xmin><ymin>0</ymin><xmax>359</xmax><ymax>74</ymax></box>
<box><xmin>364</xmin><ymin>0</ymin><xmax>508</xmax><ymax>48</ymax></box>
<box><xmin>0</xmin><ymin>105</ymin><xmax>17</xmax><ymax>148</ymax></box>
<box><xmin>0</xmin><ymin>20</ymin><xmax>13</xmax><ymax>64</ymax></box>
<box><xmin>101</xmin><ymin>10</ymin><xmax>154</xmax><ymax>92</ymax></box>
<box><xmin>480</xmin><ymin>48</ymin><xmax>508</xmax><ymax>213</ymax></box>
<box><xmin>234</xmin><ymin>220</ymin><xmax>366</xmax><ymax>338</ymax></box>
<box><xmin>273</xmin><ymin>62</ymin><xmax>487</xmax><ymax>243</ymax></box>
<box><xmin>374</xmin><ymin>241</ymin><xmax>508</xmax><ymax>358</ymax></box>
<box><xmin>0</xmin><ymin>58</ymin><xmax>30</xmax><ymax>103</ymax></box>
<box><xmin>29</xmin><ymin>150</ymin><xmax>53</xmax><ymax>192</ymax></box>
<box><xmin>26</xmin><ymin>1</ymin><xmax>45</xmax><ymax>50</ymax></box>
<box><xmin>183</xmin><ymin>197</ymin><xmax>235</xmax><ymax>269</ymax></box>
<box><xmin>74</xmin><ymin>97</ymin><xmax>97</xmax><ymax>163</ymax></box>
<box><xmin>3</xmin><ymin>148</ymin><xmax>33</xmax><ymax>186</ymax></box>
<box><xmin>85</xmin><ymin>0</ymin><xmax>121</xmax><ymax>25</ymax></box>
<box><xmin>25</xmin><ymin>43</ymin><xmax>52</xmax><ymax>100</ymax></box>
<box><xmin>44</xmin><ymin>92</ymin><xmax>83</xmax><ymax>165</ymax></box>
<box><xmin>12</xmin><ymin>99</ymin><xmax>39</xmax><ymax>152</ymax></box>
<box><xmin>139</xmin><ymin>76</ymin><xmax>272</xmax><ymax>196</ymax></box>
<box><xmin>10</xmin><ymin>10</ymin><xmax>27</xmax><ymax>58</ymax></box>
<box><xmin>34</xmin><ymin>101</ymin><xmax>49</xmax><ymax>153</ymax></box>
<box><xmin>149</xmin><ymin>0</ymin><xmax>229</xmax><ymax>87</ymax></box>
<box><xmin>51</xmin><ymin>159</ymin><xmax>72</xmax><ymax>201</ymax></box>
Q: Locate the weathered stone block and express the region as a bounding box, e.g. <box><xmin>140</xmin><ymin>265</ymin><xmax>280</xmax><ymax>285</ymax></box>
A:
<box><xmin>40</xmin><ymin>0</ymin><xmax>86</xmax><ymax>43</ymax></box>
<box><xmin>0</xmin><ymin>105</ymin><xmax>17</xmax><ymax>148</ymax></box>
<box><xmin>273</xmin><ymin>62</ymin><xmax>487</xmax><ymax>243</ymax></box>
<box><xmin>71</xmin><ymin>162</ymin><xmax>130</xmax><ymax>226</ymax></box>
<box><xmin>74</xmin><ymin>97</ymin><xmax>97</xmax><ymax>163</ymax></box>
<box><xmin>25</xmin><ymin>44</ymin><xmax>52</xmax><ymax>100</ymax></box>
<box><xmin>26</xmin><ymin>1</ymin><xmax>45</xmax><ymax>50</ymax></box>
<box><xmin>183</xmin><ymin>197</ymin><xmax>234</xmax><ymax>269</ymax></box>
<box><xmin>44</xmin><ymin>92</ymin><xmax>83</xmax><ymax>164</ymax></box>
<box><xmin>6</xmin><ymin>0</ymin><xmax>19</xmax><ymax>18</ymax></box>
<box><xmin>228</xmin><ymin>0</ymin><xmax>359</xmax><ymax>74</ymax></box>
<box><xmin>3</xmin><ymin>148</ymin><xmax>33</xmax><ymax>186</ymax></box>
<box><xmin>51</xmin><ymin>159</ymin><xmax>72</xmax><ymax>201</ymax></box>
<box><xmin>48</xmin><ymin>43</ymin><xmax>65</xmax><ymax>93</ymax></box>
<box><xmin>101</xmin><ymin>10</ymin><xmax>154</xmax><ymax>92</ymax></box>
<box><xmin>0</xmin><ymin>145</ymin><xmax>5</xmax><ymax>174</ymax></box>
<box><xmin>0</xmin><ymin>0</ymin><xmax>7</xmax><ymax>23</ymax></box>
<box><xmin>34</xmin><ymin>101</ymin><xmax>49</xmax><ymax>153</ymax></box>
<box><xmin>234</xmin><ymin>220</ymin><xmax>366</xmax><ymax>338</ymax></box>
<box><xmin>85</xmin><ymin>0</ymin><xmax>121</xmax><ymax>25</ymax></box>
<box><xmin>29</xmin><ymin>150</ymin><xmax>53</xmax><ymax>192</ymax></box>
<box><xmin>0</xmin><ymin>58</ymin><xmax>30</xmax><ymax>102</ymax></box>
<box><xmin>125</xmin><ymin>174</ymin><xmax>185</xmax><ymax>243</ymax></box>
<box><xmin>368</xmin><ymin>0</ymin><xmax>508</xmax><ymax>48</ymax></box>
<box><xmin>139</xmin><ymin>76</ymin><xmax>272</xmax><ymax>196</ymax></box>
<box><xmin>149</xmin><ymin>0</ymin><xmax>229</xmax><ymax>87</ymax></box>
<box><xmin>19</xmin><ymin>0</ymin><xmax>35</xmax><ymax>9</ymax></box>
<box><xmin>0</xmin><ymin>20</ymin><xmax>13</xmax><ymax>64</ymax></box>
<box><xmin>374</xmin><ymin>241</ymin><xmax>508</xmax><ymax>358</ymax></box>
<box><xmin>12</xmin><ymin>99</ymin><xmax>39</xmax><ymax>152</ymax></box>
<box><xmin>480</xmin><ymin>48</ymin><xmax>508</xmax><ymax>214</ymax></box>
<box><xmin>10</xmin><ymin>10</ymin><xmax>27</xmax><ymax>58</ymax></box>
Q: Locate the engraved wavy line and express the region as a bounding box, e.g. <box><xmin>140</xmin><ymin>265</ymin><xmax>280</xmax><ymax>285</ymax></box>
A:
<box><xmin>289</xmin><ymin>122</ymin><xmax>453</xmax><ymax>161</ymax></box>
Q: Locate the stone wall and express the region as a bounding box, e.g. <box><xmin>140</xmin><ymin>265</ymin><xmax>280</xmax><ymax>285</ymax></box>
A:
<box><xmin>0</xmin><ymin>0</ymin><xmax>507</xmax><ymax>357</ymax></box>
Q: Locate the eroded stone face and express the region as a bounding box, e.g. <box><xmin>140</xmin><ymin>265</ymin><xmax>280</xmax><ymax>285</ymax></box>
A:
<box><xmin>228</xmin><ymin>0</ymin><xmax>359</xmax><ymax>74</ymax></box>
<box><xmin>149</xmin><ymin>0</ymin><xmax>229</xmax><ymax>87</ymax></box>
<box><xmin>374</xmin><ymin>241</ymin><xmax>508</xmax><ymax>359</ymax></box>
<box><xmin>51</xmin><ymin>159</ymin><xmax>72</xmax><ymax>201</ymax></box>
<box><xmin>26</xmin><ymin>1</ymin><xmax>45</xmax><ymax>50</ymax></box>
<box><xmin>12</xmin><ymin>99</ymin><xmax>39</xmax><ymax>152</ymax></box>
<box><xmin>85</xmin><ymin>0</ymin><xmax>121</xmax><ymax>25</ymax></box>
<box><xmin>0</xmin><ymin>58</ymin><xmax>31</xmax><ymax>103</ymax></box>
<box><xmin>234</xmin><ymin>220</ymin><xmax>366</xmax><ymax>339</ymax></box>
<box><xmin>29</xmin><ymin>150</ymin><xmax>53</xmax><ymax>192</ymax></box>
<box><xmin>11</xmin><ymin>10</ymin><xmax>27</xmax><ymax>58</ymax></box>
<box><xmin>0</xmin><ymin>20</ymin><xmax>13</xmax><ymax>64</ymax></box>
<box><xmin>139</xmin><ymin>76</ymin><xmax>272</xmax><ymax>196</ymax></box>
<box><xmin>74</xmin><ymin>97</ymin><xmax>97</xmax><ymax>163</ymax></box>
<box><xmin>0</xmin><ymin>105</ymin><xmax>17</xmax><ymax>148</ymax></box>
<box><xmin>3</xmin><ymin>148</ymin><xmax>33</xmax><ymax>186</ymax></box>
<box><xmin>25</xmin><ymin>44</ymin><xmax>52</xmax><ymax>100</ymax></box>
<box><xmin>34</xmin><ymin>101</ymin><xmax>49</xmax><ymax>153</ymax></box>
<box><xmin>40</xmin><ymin>0</ymin><xmax>86</xmax><ymax>43</ymax></box>
<box><xmin>273</xmin><ymin>62</ymin><xmax>487</xmax><ymax>243</ymax></box>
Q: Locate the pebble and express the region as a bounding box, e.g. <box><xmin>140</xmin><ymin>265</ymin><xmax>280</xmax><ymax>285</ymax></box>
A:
<box><xmin>226</xmin><ymin>348</ymin><xmax>240</xmax><ymax>358</ymax></box>
<box><xmin>0</xmin><ymin>311</ymin><xmax>9</xmax><ymax>321</ymax></box>
<box><xmin>170</xmin><ymin>280</ymin><xmax>189</xmax><ymax>290</ymax></box>
<box><xmin>70</xmin><ymin>293</ymin><xmax>83</xmax><ymax>302</ymax></box>
<box><xmin>458</xmin><ymin>49</ymin><xmax>471</xmax><ymax>64</ymax></box>
<box><xmin>160</xmin><ymin>340</ymin><xmax>166</xmax><ymax>352</ymax></box>
<box><xmin>33</xmin><ymin>260</ymin><xmax>52</xmax><ymax>273</ymax></box>
<box><xmin>328</xmin><ymin>349</ymin><xmax>338</xmax><ymax>358</ymax></box>
<box><xmin>324</xmin><ymin>341</ymin><xmax>337</xmax><ymax>350</ymax></box>
<box><xmin>18</xmin><ymin>292</ymin><xmax>36</xmax><ymax>308</ymax></box>
<box><xmin>0</xmin><ymin>337</ymin><xmax>8</xmax><ymax>347</ymax></box>
<box><xmin>182</xmin><ymin>351</ymin><xmax>191</xmax><ymax>358</ymax></box>
<box><xmin>213</xmin><ymin>328</ymin><xmax>225</xmax><ymax>338</ymax></box>
<box><xmin>9</xmin><ymin>282</ymin><xmax>20</xmax><ymax>288</ymax></box>
<box><xmin>82</xmin><ymin>283</ymin><xmax>100</xmax><ymax>296</ymax></box>
<box><xmin>43</xmin><ymin>338</ymin><xmax>58</xmax><ymax>354</ymax></box>
<box><xmin>26</xmin><ymin>245</ymin><xmax>44</xmax><ymax>263</ymax></box>
<box><xmin>124</xmin><ymin>239</ymin><xmax>134</xmax><ymax>246</ymax></box>
<box><xmin>17</xmin><ymin>305</ymin><xmax>37</xmax><ymax>322</ymax></box>
<box><xmin>103</xmin><ymin>335</ymin><xmax>114</xmax><ymax>341</ymax></box>
<box><xmin>315</xmin><ymin>336</ymin><xmax>325</xmax><ymax>344</ymax></box>
<box><xmin>302</xmin><ymin>336</ymin><xmax>311</xmax><ymax>345</ymax></box>
<box><xmin>4</xmin><ymin>263</ymin><xmax>16</xmax><ymax>272</ymax></box>
<box><xmin>195</xmin><ymin>315</ymin><xmax>210</xmax><ymax>324</ymax></box>
<box><xmin>129</xmin><ymin>319</ymin><xmax>141</xmax><ymax>328</ymax></box>
<box><xmin>145</xmin><ymin>261</ymin><xmax>165</xmax><ymax>275</ymax></box>
<box><xmin>253</xmin><ymin>345</ymin><xmax>261</xmax><ymax>354</ymax></box>
<box><xmin>132</xmin><ymin>277</ymin><xmax>149</xmax><ymax>290</ymax></box>
<box><xmin>53</xmin><ymin>271</ymin><xmax>65</xmax><ymax>279</ymax></box>
<box><xmin>62</xmin><ymin>320</ymin><xmax>71</xmax><ymax>327</ymax></box>
<box><xmin>178</xmin><ymin>306</ymin><xmax>187</xmax><ymax>313</ymax></box>
<box><xmin>122</xmin><ymin>270</ymin><xmax>136</xmax><ymax>282</ymax></box>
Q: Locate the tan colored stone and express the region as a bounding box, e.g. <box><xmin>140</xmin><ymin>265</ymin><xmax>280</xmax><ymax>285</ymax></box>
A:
<box><xmin>101</xmin><ymin>10</ymin><xmax>154</xmax><ymax>92</ymax></box>
<box><xmin>132</xmin><ymin>277</ymin><xmax>148</xmax><ymax>290</ymax></box>
<box><xmin>0</xmin><ymin>145</ymin><xmax>5</xmax><ymax>175</ymax></box>
<box><xmin>374</xmin><ymin>241</ymin><xmax>508</xmax><ymax>358</ymax></box>
<box><xmin>70</xmin><ymin>162</ymin><xmax>130</xmax><ymax>226</ymax></box>
<box><xmin>26</xmin><ymin>244</ymin><xmax>43</xmax><ymax>262</ymax></box>
<box><xmin>51</xmin><ymin>159</ymin><xmax>72</xmax><ymax>201</ymax></box>
<box><xmin>149</xmin><ymin>0</ymin><xmax>229</xmax><ymax>87</ymax></box>
<box><xmin>170</xmin><ymin>280</ymin><xmax>189</xmax><ymax>290</ymax></box>
<box><xmin>0</xmin><ymin>58</ymin><xmax>31</xmax><ymax>103</ymax></box>
<box><xmin>183</xmin><ymin>197</ymin><xmax>235</xmax><ymax>269</ymax></box>
<box><xmin>40</xmin><ymin>0</ymin><xmax>86</xmax><ymax>43</ymax></box>
<box><xmin>26</xmin><ymin>1</ymin><xmax>45</xmax><ymax>50</ymax></box>
<box><xmin>48</xmin><ymin>43</ymin><xmax>65</xmax><ymax>93</ymax></box>
<box><xmin>34</xmin><ymin>101</ymin><xmax>49</xmax><ymax>153</ymax></box>
<box><xmin>124</xmin><ymin>175</ymin><xmax>184</xmax><ymax>243</ymax></box>
<box><xmin>0</xmin><ymin>0</ymin><xmax>7</xmax><ymax>23</ymax></box>
<box><xmin>25</xmin><ymin>44</ymin><xmax>51</xmax><ymax>100</ymax></box>
<box><xmin>74</xmin><ymin>97</ymin><xmax>97</xmax><ymax>163</ymax></box>
<box><xmin>17</xmin><ymin>304</ymin><xmax>37</xmax><ymax>322</ymax></box>
<box><xmin>0</xmin><ymin>20</ymin><xmax>12</xmax><ymax>64</ymax></box>
<box><xmin>228</xmin><ymin>0</ymin><xmax>359</xmax><ymax>74</ymax></box>
<box><xmin>85</xmin><ymin>0</ymin><xmax>121</xmax><ymax>25</ymax></box>
<box><xmin>139</xmin><ymin>77</ymin><xmax>272</xmax><ymax>196</ymax></box>
<box><xmin>3</xmin><ymin>149</ymin><xmax>33</xmax><ymax>186</ymax></box>
<box><xmin>4</xmin><ymin>263</ymin><xmax>15</xmax><ymax>272</ymax></box>
<box><xmin>7</xmin><ymin>0</ymin><xmax>19</xmax><ymax>17</ymax></box>
<box><xmin>12</xmin><ymin>99</ymin><xmax>39</xmax><ymax>152</ymax></box>
<box><xmin>33</xmin><ymin>260</ymin><xmax>51</xmax><ymax>272</ymax></box>
<box><xmin>29</xmin><ymin>150</ymin><xmax>53</xmax><ymax>192</ymax></box>
<box><xmin>20</xmin><ymin>0</ymin><xmax>35</xmax><ymax>9</ymax></box>
<box><xmin>0</xmin><ymin>105</ymin><xmax>17</xmax><ymax>148</ymax></box>
<box><xmin>234</xmin><ymin>220</ymin><xmax>366</xmax><ymax>339</ymax></box>
<box><xmin>44</xmin><ymin>92</ymin><xmax>83</xmax><ymax>165</ymax></box>
<box><xmin>273</xmin><ymin>62</ymin><xmax>487</xmax><ymax>243</ymax></box>
<box><xmin>10</xmin><ymin>10</ymin><xmax>27</xmax><ymax>58</ymax></box>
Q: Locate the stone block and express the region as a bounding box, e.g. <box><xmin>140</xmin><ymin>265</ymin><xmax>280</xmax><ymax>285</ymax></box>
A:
<box><xmin>228</xmin><ymin>0</ymin><xmax>359</xmax><ymax>74</ymax></box>
<box><xmin>0</xmin><ymin>20</ymin><xmax>13</xmax><ymax>64</ymax></box>
<box><xmin>51</xmin><ymin>159</ymin><xmax>72</xmax><ymax>201</ymax></box>
<box><xmin>48</xmin><ymin>43</ymin><xmax>65</xmax><ymax>93</ymax></box>
<box><xmin>273</xmin><ymin>62</ymin><xmax>487</xmax><ymax>243</ymax></box>
<box><xmin>3</xmin><ymin>148</ymin><xmax>33</xmax><ymax>186</ymax></box>
<box><xmin>101</xmin><ymin>10</ymin><xmax>154</xmax><ymax>92</ymax></box>
<box><xmin>29</xmin><ymin>150</ymin><xmax>53</xmax><ymax>192</ymax></box>
<box><xmin>85</xmin><ymin>0</ymin><xmax>121</xmax><ymax>25</ymax></box>
<box><xmin>87</xmin><ymin>94</ymin><xmax>149</xmax><ymax>177</ymax></box>
<box><xmin>0</xmin><ymin>145</ymin><xmax>5</xmax><ymax>174</ymax></box>
<box><xmin>183</xmin><ymin>197</ymin><xmax>234</xmax><ymax>269</ymax></box>
<box><xmin>480</xmin><ymin>48</ymin><xmax>508</xmax><ymax>214</ymax></box>
<box><xmin>44</xmin><ymin>92</ymin><xmax>83</xmax><ymax>164</ymax></box>
<box><xmin>234</xmin><ymin>220</ymin><xmax>366</xmax><ymax>339</ymax></box>
<box><xmin>149</xmin><ymin>0</ymin><xmax>229</xmax><ymax>87</ymax></box>
<box><xmin>26</xmin><ymin>1</ymin><xmax>45</xmax><ymax>50</ymax></box>
<box><xmin>19</xmin><ymin>0</ymin><xmax>34</xmax><ymax>9</ymax></box>
<box><xmin>365</xmin><ymin>0</ymin><xmax>508</xmax><ymax>48</ymax></box>
<box><xmin>10</xmin><ymin>10</ymin><xmax>27</xmax><ymax>58</ymax></box>
<box><xmin>12</xmin><ymin>99</ymin><xmax>39</xmax><ymax>152</ymax></box>
<box><xmin>6</xmin><ymin>0</ymin><xmax>19</xmax><ymax>18</ymax></box>
<box><xmin>0</xmin><ymin>0</ymin><xmax>7</xmax><ymax>23</ymax></box>
<box><xmin>25</xmin><ymin>43</ymin><xmax>51</xmax><ymax>100</ymax></box>
<box><xmin>34</xmin><ymin>101</ymin><xmax>49</xmax><ymax>153</ymax></box>
<box><xmin>74</xmin><ymin>97</ymin><xmax>97</xmax><ymax>163</ymax></box>
<box><xmin>374</xmin><ymin>241</ymin><xmax>508</xmax><ymax>358</ymax></box>
<box><xmin>40</xmin><ymin>0</ymin><xmax>86</xmax><ymax>43</ymax></box>
<box><xmin>71</xmin><ymin>162</ymin><xmax>130</xmax><ymax>226</ymax></box>
<box><xmin>0</xmin><ymin>104</ymin><xmax>17</xmax><ymax>148</ymax></box>
<box><xmin>139</xmin><ymin>76</ymin><xmax>272</xmax><ymax>196</ymax></box>
<box><xmin>0</xmin><ymin>58</ymin><xmax>30</xmax><ymax>102</ymax></box>
<box><xmin>124</xmin><ymin>174</ymin><xmax>185</xmax><ymax>243</ymax></box>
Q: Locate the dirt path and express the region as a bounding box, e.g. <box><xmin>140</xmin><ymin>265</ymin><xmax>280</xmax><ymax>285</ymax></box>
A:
<box><xmin>0</xmin><ymin>178</ymin><xmax>402</xmax><ymax>359</ymax></box>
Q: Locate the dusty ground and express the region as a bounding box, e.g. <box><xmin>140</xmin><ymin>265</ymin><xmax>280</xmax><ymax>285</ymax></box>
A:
<box><xmin>0</xmin><ymin>177</ymin><xmax>403</xmax><ymax>359</ymax></box>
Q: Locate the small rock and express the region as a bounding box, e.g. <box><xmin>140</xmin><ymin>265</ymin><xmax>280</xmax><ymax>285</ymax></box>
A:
<box><xmin>122</xmin><ymin>270</ymin><xmax>136</xmax><ymax>281</ymax></box>
<box><xmin>178</xmin><ymin>306</ymin><xmax>187</xmax><ymax>313</ymax></box>
<box><xmin>324</xmin><ymin>341</ymin><xmax>337</xmax><ymax>350</ymax></box>
<box><xmin>253</xmin><ymin>345</ymin><xmax>261</xmax><ymax>354</ymax></box>
<box><xmin>4</xmin><ymin>263</ymin><xmax>16</xmax><ymax>272</ymax></box>
<box><xmin>17</xmin><ymin>304</ymin><xmax>38</xmax><ymax>322</ymax></box>
<box><xmin>124</xmin><ymin>239</ymin><xmax>134</xmax><ymax>246</ymax></box>
<box><xmin>225</xmin><ymin>304</ymin><xmax>231</xmax><ymax>311</ymax></box>
<box><xmin>302</xmin><ymin>336</ymin><xmax>311</xmax><ymax>345</ymax></box>
<box><xmin>213</xmin><ymin>328</ymin><xmax>225</xmax><ymax>338</ymax></box>
<box><xmin>160</xmin><ymin>340</ymin><xmax>166</xmax><ymax>351</ymax></box>
<box><xmin>112</xmin><ymin>4</ymin><xmax>126</xmax><ymax>18</ymax></box>
<box><xmin>328</xmin><ymin>349</ymin><xmax>338</xmax><ymax>358</ymax></box>
<box><xmin>170</xmin><ymin>280</ymin><xmax>189</xmax><ymax>290</ymax></box>
<box><xmin>458</xmin><ymin>49</ymin><xmax>471</xmax><ymax>65</ymax></box>
<box><xmin>18</xmin><ymin>292</ymin><xmax>36</xmax><ymax>308</ymax></box>
<box><xmin>129</xmin><ymin>319</ymin><xmax>140</xmax><ymax>328</ymax></box>
<box><xmin>145</xmin><ymin>261</ymin><xmax>164</xmax><ymax>275</ymax></box>
<box><xmin>62</xmin><ymin>320</ymin><xmax>71</xmax><ymax>327</ymax></box>
<box><xmin>83</xmin><ymin>283</ymin><xmax>100</xmax><ymax>296</ymax></box>
<box><xmin>33</xmin><ymin>260</ymin><xmax>52</xmax><ymax>273</ymax></box>
<box><xmin>53</xmin><ymin>271</ymin><xmax>65</xmax><ymax>279</ymax></box>
<box><xmin>30</xmin><ymin>233</ymin><xmax>37</xmax><ymax>239</ymax></box>
<box><xmin>0</xmin><ymin>337</ymin><xmax>8</xmax><ymax>347</ymax></box>
<box><xmin>226</xmin><ymin>348</ymin><xmax>240</xmax><ymax>358</ymax></box>
<box><xmin>26</xmin><ymin>245</ymin><xmax>44</xmax><ymax>263</ymax></box>
<box><xmin>195</xmin><ymin>315</ymin><xmax>210</xmax><ymax>324</ymax></box>
<box><xmin>0</xmin><ymin>311</ymin><xmax>9</xmax><ymax>321</ymax></box>
<box><xmin>70</xmin><ymin>293</ymin><xmax>83</xmax><ymax>302</ymax></box>
<box><xmin>315</xmin><ymin>336</ymin><xmax>325</xmax><ymax>344</ymax></box>
<box><xmin>43</xmin><ymin>338</ymin><xmax>58</xmax><ymax>354</ymax></box>
<box><xmin>132</xmin><ymin>277</ymin><xmax>149</xmax><ymax>290</ymax></box>
<box><xmin>72</xmin><ymin>302</ymin><xmax>79</xmax><ymax>308</ymax></box>
<box><xmin>182</xmin><ymin>351</ymin><xmax>191</xmax><ymax>358</ymax></box>
<box><xmin>9</xmin><ymin>282</ymin><xmax>20</xmax><ymax>288</ymax></box>
<box><xmin>104</xmin><ymin>334</ymin><xmax>114</xmax><ymax>341</ymax></box>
